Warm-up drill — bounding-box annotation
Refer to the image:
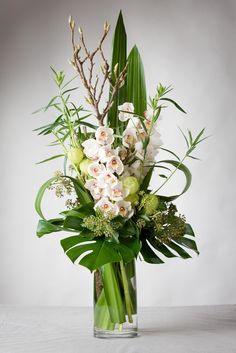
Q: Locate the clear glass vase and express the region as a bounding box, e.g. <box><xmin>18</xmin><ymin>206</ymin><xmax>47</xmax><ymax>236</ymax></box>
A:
<box><xmin>94</xmin><ymin>259</ymin><xmax>138</xmax><ymax>338</ymax></box>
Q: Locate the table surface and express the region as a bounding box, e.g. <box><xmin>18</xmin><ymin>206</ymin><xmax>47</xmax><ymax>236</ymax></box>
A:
<box><xmin>0</xmin><ymin>305</ymin><xmax>235</xmax><ymax>353</ymax></box>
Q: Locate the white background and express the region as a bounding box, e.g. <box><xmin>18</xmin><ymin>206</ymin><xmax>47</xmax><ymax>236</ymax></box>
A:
<box><xmin>1</xmin><ymin>0</ymin><xmax>235</xmax><ymax>306</ymax></box>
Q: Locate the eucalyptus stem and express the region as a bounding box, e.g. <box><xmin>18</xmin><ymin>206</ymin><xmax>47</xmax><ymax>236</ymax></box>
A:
<box><xmin>119</xmin><ymin>260</ymin><xmax>133</xmax><ymax>323</ymax></box>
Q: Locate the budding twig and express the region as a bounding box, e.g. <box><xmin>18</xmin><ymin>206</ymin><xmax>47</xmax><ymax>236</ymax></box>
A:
<box><xmin>68</xmin><ymin>16</ymin><xmax>127</xmax><ymax>126</ymax></box>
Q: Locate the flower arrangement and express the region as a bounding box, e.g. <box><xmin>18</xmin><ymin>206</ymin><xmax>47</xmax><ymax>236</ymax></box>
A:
<box><xmin>34</xmin><ymin>12</ymin><xmax>206</xmax><ymax>337</ymax></box>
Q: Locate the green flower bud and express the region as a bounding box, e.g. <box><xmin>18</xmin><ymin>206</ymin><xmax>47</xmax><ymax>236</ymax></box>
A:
<box><xmin>79</xmin><ymin>158</ymin><xmax>92</xmax><ymax>175</ymax></box>
<box><xmin>67</xmin><ymin>147</ymin><xmax>84</xmax><ymax>166</ymax></box>
<box><xmin>125</xmin><ymin>193</ymin><xmax>139</xmax><ymax>206</ymax></box>
<box><xmin>122</xmin><ymin>176</ymin><xmax>140</xmax><ymax>195</ymax></box>
<box><xmin>143</xmin><ymin>194</ymin><xmax>159</xmax><ymax>215</ymax></box>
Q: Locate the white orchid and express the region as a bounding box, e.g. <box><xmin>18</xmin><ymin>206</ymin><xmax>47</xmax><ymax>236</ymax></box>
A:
<box><xmin>116</xmin><ymin>200</ymin><xmax>134</xmax><ymax>218</ymax></box>
<box><xmin>135</xmin><ymin>141</ymin><xmax>144</xmax><ymax>161</ymax></box>
<box><xmin>98</xmin><ymin>145</ymin><xmax>118</xmax><ymax>163</ymax></box>
<box><xmin>88</xmin><ymin>162</ymin><xmax>106</xmax><ymax>178</ymax></box>
<box><xmin>85</xmin><ymin>179</ymin><xmax>104</xmax><ymax>200</ymax></box>
<box><xmin>127</xmin><ymin>116</ymin><xmax>141</xmax><ymax>130</ymax></box>
<box><xmin>95</xmin><ymin>126</ymin><xmax>114</xmax><ymax>145</ymax></box>
<box><xmin>118</xmin><ymin>102</ymin><xmax>134</xmax><ymax>122</ymax></box>
<box><xmin>97</xmin><ymin>171</ymin><xmax>118</xmax><ymax>187</ymax></box>
<box><xmin>82</xmin><ymin>138</ymin><xmax>100</xmax><ymax>160</ymax></box>
<box><xmin>94</xmin><ymin>197</ymin><xmax>119</xmax><ymax>216</ymax></box>
<box><xmin>122</xmin><ymin>128</ymin><xmax>137</xmax><ymax>148</ymax></box>
<box><xmin>106</xmin><ymin>156</ymin><xmax>124</xmax><ymax>175</ymax></box>
<box><xmin>106</xmin><ymin>182</ymin><xmax>128</xmax><ymax>201</ymax></box>
<box><xmin>116</xmin><ymin>146</ymin><xmax>128</xmax><ymax>161</ymax></box>
<box><xmin>144</xmin><ymin>109</ymin><xmax>154</xmax><ymax>129</ymax></box>
<box><xmin>128</xmin><ymin>160</ymin><xmax>142</xmax><ymax>180</ymax></box>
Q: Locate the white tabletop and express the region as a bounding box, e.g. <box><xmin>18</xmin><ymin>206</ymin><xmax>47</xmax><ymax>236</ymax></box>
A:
<box><xmin>0</xmin><ymin>305</ymin><xmax>235</xmax><ymax>353</ymax></box>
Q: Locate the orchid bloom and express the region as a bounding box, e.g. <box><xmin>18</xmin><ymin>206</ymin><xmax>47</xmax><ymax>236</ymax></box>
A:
<box><xmin>122</xmin><ymin>128</ymin><xmax>137</xmax><ymax>148</ymax></box>
<box><xmin>94</xmin><ymin>197</ymin><xmax>119</xmax><ymax>216</ymax></box>
<box><xmin>95</xmin><ymin>126</ymin><xmax>114</xmax><ymax>145</ymax></box>
<box><xmin>88</xmin><ymin>162</ymin><xmax>106</xmax><ymax>178</ymax></box>
<box><xmin>85</xmin><ymin>179</ymin><xmax>104</xmax><ymax>200</ymax></box>
<box><xmin>82</xmin><ymin>139</ymin><xmax>100</xmax><ymax>160</ymax></box>
<box><xmin>106</xmin><ymin>156</ymin><xmax>124</xmax><ymax>175</ymax></box>
<box><xmin>116</xmin><ymin>200</ymin><xmax>134</xmax><ymax>218</ymax></box>
<box><xmin>118</xmin><ymin>102</ymin><xmax>134</xmax><ymax>122</ymax></box>
<box><xmin>106</xmin><ymin>182</ymin><xmax>128</xmax><ymax>201</ymax></box>
<box><xmin>98</xmin><ymin>145</ymin><xmax>118</xmax><ymax>163</ymax></box>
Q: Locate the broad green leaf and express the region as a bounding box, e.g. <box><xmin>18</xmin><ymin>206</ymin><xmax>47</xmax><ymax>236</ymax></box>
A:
<box><xmin>149</xmin><ymin>238</ymin><xmax>176</xmax><ymax>258</ymax></box>
<box><xmin>65</xmin><ymin>176</ymin><xmax>92</xmax><ymax>205</ymax></box>
<box><xmin>127</xmin><ymin>45</ymin><xmax>147</xmax><ymax>116</ymax></box>
<box><xmin>158</xmin><ymin>160</ymin><xmax>192</xmax><ymax>201</ymax></box>
<box><xmin>63</xmin><ymin>216</ymin><xmax>84</xmax><ymax>231</ymax></box>
<box><xmin>36</xmin><ymin>219</ymin><xmax>62</xmax><ymax>237</ymax></box>
<box><xmin>160</xmin><ymin>97</ymin><xmax>186</xmax><ymax>113</ymax></box>
<box><xmin>36</xmin><ymin>154</ymin><xmax>64</xmax><ymax>165</ymax></box>
<box><xmin>167</xmin><ymin>241</ymin><xmax>192</xmax><ymax>259</ymax></box>
<box><xmin>140</xmin><ymin>166</ymin><xmax>154</xmax><ymax>192</ymax></box>
<box><xmin>185</xmin><ymin>223</ymin><xmax>195</xmax><ymax>237</ymax></box>
<box><xmin>140</xmin><ymin>239</ymin><xmax>164</xmax><ymax>264</ymax></box>
<box><xmin>61</xmin><ymin>235</ymin><xmax>137</xmax><ymax>271</ymax></box>
<box><xmin>175</xmin><ymin>236</ymin><xmax>199</xmax><ymax>254</ymax></box>
<box><xmin>107</xmin><ymin>11</ymin><xmax>127</xmax><ymax>130</ymax></box>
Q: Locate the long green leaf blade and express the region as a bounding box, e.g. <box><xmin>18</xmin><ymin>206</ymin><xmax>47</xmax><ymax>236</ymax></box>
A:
<box><xmin>127</xmin><ymin>45</ymin><xmax>147</xmax><ymax>116</ymax></box>
<box><xmin>107</xmin><ymin>11</ymin><xmax>127</xmax><ymax>130</ymax></box>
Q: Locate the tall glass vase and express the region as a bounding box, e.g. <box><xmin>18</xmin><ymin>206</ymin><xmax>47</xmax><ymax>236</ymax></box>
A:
<box><xmin>94</xmin><ymin>259</ymin><xmax>138</xmax><ymax>338</ymax></box>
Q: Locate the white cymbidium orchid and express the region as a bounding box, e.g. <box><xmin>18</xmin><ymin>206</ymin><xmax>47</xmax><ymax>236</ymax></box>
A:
<box><xmin>128</xmin><ymin>160</ymin><xmax>142</xmax><ymax>180</ymax></box>
<box><xmin>97</xmin><ymin>171</ymin><xmax>118</xmax><ymax>187</ymax></box>
<box><xmin>82</xmin><ymin>138</ymin><xmax>100</xmax><ymax>160</ymax></box>
<box><xmin>116</xmin><ymin>200</ymin><xmax>134</xmax><ymax>218</ymax></box>
<box><xmin>94</xmin><ymin>197</ymin><xmax>119</xmax><ymax>216</ymax></box>
<box><xmin>88</xmin><ymin>162</ymin><xmax>106</xmax><ymax>178</ymax></box>
<box><xmin>106</xmin><ymin>156</ymin><xmax>124</xmax><ymax>175</ymax></box>
<box><xmin>85</xmin><ymin>179</ymin><xmax>104</xmax><ymax>200</ymax></box>
<box><xmin>118</xmin><ymin>102</ymin><xmax>134</xmax><ymax>122</ymax></box>
<box><xmin>122</xmin><ymin>128</ymin><xmax>137</xmax><ymax>148</ymax></box>
<box><xmin>98</xmin><ymin>145</ymin><xmax>118</xmax><ymax>163</ymax></box>
<box><xmin>106</xmin><ymin>182</ymin><xmax>128</xmax><ymax>201</ymax></box>
<box><xmin>95</xmin><ymin>126</ymin><xmax>114</xmax><ymax>145</ymax></box>
<box><xmin>127</xmin><ymin>116</ymin><xmax>141</xmax><ymax>130</ymax></box>
<box><xmin>135</xmin><ymin>141</ymin><xmax>145</xmax><ymax>161</ymax></box>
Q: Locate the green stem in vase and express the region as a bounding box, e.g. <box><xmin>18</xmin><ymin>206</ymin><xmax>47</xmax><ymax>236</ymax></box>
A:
<box><xmin>119</xmin><ymin>260</ymin><xmax>134</xmax><ymax>323</ymax></box>
<box><xmin>102</xmin><ymin>262</ymin><xmax>126</xmax><ymax>324</ymax></box>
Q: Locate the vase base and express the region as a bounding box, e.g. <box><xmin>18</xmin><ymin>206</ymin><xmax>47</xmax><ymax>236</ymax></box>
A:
<box><xmin>94</xmin><ymin>328</ymin><xmax>138</xmax><ymax>339</ymax></box>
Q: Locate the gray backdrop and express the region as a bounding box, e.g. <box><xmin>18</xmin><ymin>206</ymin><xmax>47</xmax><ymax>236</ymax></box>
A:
<box><xmin>0</xmin><ymin>0</ymin><xmax>235</xmax><ymax>306</ymax></box>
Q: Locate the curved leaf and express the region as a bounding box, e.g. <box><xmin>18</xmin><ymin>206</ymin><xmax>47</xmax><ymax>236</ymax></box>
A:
<box><xmin>158</xmin><ymin>160</ymin><xmax>192</xmax><ymax>201</ymax></box>
<box><xmin>36</xmin><ymin>219</ymin><xmax>63</xmax><ymax>237</ymax></box>
<box><xmin>140</xmin><ymin>239</ymin><xmax>164</xmax><ymax>264</ymax></box>
<box><xmin>35</xmin><ymin>177</ymin><xmax>57</xmax><ymax>219</ymax></box>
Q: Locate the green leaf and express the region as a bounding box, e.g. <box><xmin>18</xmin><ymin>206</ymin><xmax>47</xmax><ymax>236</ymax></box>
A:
<box><xmin>158</xmin><ymin>160</ymin><xmax>192</xmax><ymax>201</ymax></box>
<box><xmin>140</xmin><ymin>239</ymin><xmax>164</xmax><ymax>264</ymax></box>
<box><xmin>167</xmin><ymin>241</ymin><xmax>192</xmax><ymax>259</ymax></box>
<box><xmin>160</xmin><ymin>98</ymin><xmax>186</xmax><ymax>113</ymax></box>
<box><xmin>185</xmin><ymin>223</ymin><xmax>195</xmax><ymax>237</ymax></box>
<box><xmin>149</xmin><ymin>239</ymin><xmax>176</xmax><ymax>258</ymax></box>
<box><xmin>61</xmin><ymin>235</ymin><xmax>137</xmax><ymax>271</ymax></box>
<box><xmin>175</xmin><ymin>237</ymin><xmax>199</xmax><ymax>254</ymax></box>
<box><xmin>36</xmin><ymin>219</ymin><xmax>63</xmax><ymax>237</ymax></box>
<box><xmin>63</xmin><ymin>215</ymin><xmax>84</xmax><ymax>231</ymax></box>
<box><xmin>160</xmin><ymin>147</ymin><xmax>180</xmax><ymax>161</ymax></box>
<box><xmin>140</xmin><ymin>166</ymin><xmax>154</xmax><ymax>192</ymax></box>
<box><xmin>107</xmin><ymin>11</ymin><xmax>127</xmax><ymax>130</ymax></box>
<box><xmin>65</xmin><ymin>176</ymin><xmax>92</xmax><ymax>205</ymax></box>
<box><xmin>35</xmin><ymin>177</ymin><xmax>57</xmax><ymax>219</ymax></box>
<box><xmin>127</xmin><ymin>45</ymin><xmax>147</xmax><ymax>116</ymax></box>
<box><xmin>36</xmin><ymin>154</ymin><xmax>64</xmax><ymax>165</ymax></box>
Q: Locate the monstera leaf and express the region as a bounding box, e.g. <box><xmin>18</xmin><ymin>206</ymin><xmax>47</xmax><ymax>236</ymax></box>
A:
<box><xmin>61</xmin><ymin>235</ymin><xmax>140</xmax><ymax>272</ymax></box>
<box><xmin>140</xmin><ymin>223</ymin><xmax>198</xmax><ymax>264</ymax></box>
